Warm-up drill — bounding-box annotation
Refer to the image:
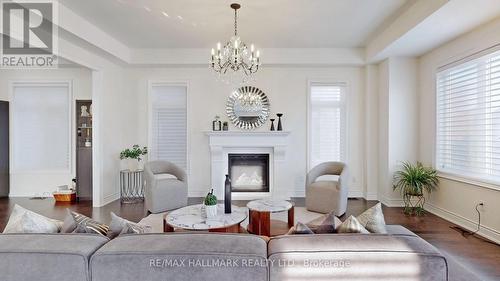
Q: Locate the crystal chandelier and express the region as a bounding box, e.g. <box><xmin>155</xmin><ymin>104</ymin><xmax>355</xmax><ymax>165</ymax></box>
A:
<box><xmin>210</xmin><ymin>3</ymin><xmax>260</xmax><ymax>83</ymax></box>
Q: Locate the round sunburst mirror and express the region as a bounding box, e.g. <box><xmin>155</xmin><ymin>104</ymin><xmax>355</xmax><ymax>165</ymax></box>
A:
<box><xmin>226</xmin><ymin>86</ymin><xmax>270</xmax><ymax>130</ymax></box>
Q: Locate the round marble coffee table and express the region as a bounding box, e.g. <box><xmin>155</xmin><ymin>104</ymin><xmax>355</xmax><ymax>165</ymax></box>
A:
<box><xmin>163</xmin><ymin>204</ymin><xmax>247</xmax><ymax>233</ymax></box>
<box><xmin>247</xmin><ymin>199</ymin><xmax>294</xmax><ymax>237</ymax></box>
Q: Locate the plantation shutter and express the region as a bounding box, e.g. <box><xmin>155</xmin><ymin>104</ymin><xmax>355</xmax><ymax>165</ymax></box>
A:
<box><xmin>12</xmin><ymin>83</ymin><xmax>70</xmax><ymax>171</ymax></box>
<box><xmin>150</xmin><ymin>84</ymin><xmax>187</xmax><ymax>170</ymax></box>
<box><xmin>436</xmin><ymin>48</ymin><xmax>500</xmax><ymax>184</ymax></box>
<box><xmin>309</xmin><ymin>83</ymin><xmax>347</xmax><ymax>168</ymax></box>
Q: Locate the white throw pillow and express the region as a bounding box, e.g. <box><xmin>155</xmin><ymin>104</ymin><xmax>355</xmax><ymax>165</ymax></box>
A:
<box><xmin>3</xmin><ymin>204</ymin><xmax>62</xmax><ymax>233</ymax></box>
<box><xmin>356</xmin><ymin>202</ymin><xmax>387</xmax><ymax>233</ymax></box>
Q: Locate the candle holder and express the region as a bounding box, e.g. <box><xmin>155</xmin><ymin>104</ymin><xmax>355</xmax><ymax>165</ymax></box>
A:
<box><xmin>276</xmin><ymin>113</ymin><xmax>283</xmax><ymax>131</ymax></box>
<box><xmin>270</xmin><ymin>119</ymin><xmax>275</xmax><ymax>131</ymax></box>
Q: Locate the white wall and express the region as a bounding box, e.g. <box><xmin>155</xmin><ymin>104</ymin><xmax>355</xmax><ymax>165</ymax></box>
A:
<box><xmin>0</xmin><ymin>67</ymin><xmax>92</xmax><ymax>197</ymax></box>
<box><xmin>125</xmin><ymin>66</ymin><xmax>366</xmax><ymax>198</ymax></box>
<box><xmin>418</xmin><ymin>17</ymin><xmax>500</xmax><ymax>243</ymax></box>
<box><xmin>377</xmin><ymin>57</ymin><xmax>418</xmax><ymax>205</ymax></box>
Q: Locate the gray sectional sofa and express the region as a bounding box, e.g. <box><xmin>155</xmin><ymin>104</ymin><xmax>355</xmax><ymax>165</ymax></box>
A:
<box><xmin>0</xmin><ymin>226</ymin><xmax>478</xmax><ymax>281</ymax></box>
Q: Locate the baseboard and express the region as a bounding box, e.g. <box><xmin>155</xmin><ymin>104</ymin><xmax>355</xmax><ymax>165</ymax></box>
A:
<box><xmin>348</xmin><ymin>190</ymin><xmax>364</xmax><ymax>198</ymax></box>
<box><xmin>425</xmin><ymin>202</ymin><xmax>500</xmax><ymax>244</ymax></box>
<box><xmin>365</xmin><ymin>192</ymin><xmax>378</xmax><ymax>200</ymax></box>
<box><xmin>101</xmin><ymin>192</ymin><xmax>119</xmax><ymax>207</ymax></box>
<box><xmin>380</xmin><ymin>197</ymin><xmax>405</xmax><ymax>207</ymax></box>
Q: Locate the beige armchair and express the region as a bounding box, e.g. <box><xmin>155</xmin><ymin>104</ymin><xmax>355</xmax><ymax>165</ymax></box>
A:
<box><xmin>144</xmin><ymin>160</ymin><xmax>188</xmax><ymax>213</ymax></box>
<box><xmin>305</xmin><ymin>162</ymin><xmax>348</xmax><ymax>215</ymax></box>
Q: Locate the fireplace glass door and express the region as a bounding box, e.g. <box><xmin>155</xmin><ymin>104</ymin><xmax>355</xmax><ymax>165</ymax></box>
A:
<box><xmin>228</xmin><ymin>154</ymin><xmax>269</xmax><ymax>192</ymax></box>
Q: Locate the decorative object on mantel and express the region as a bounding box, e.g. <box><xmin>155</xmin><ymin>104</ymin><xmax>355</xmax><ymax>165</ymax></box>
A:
<box><xmin>277</xmin><ymin>113</ymin><xmax>283</xmax><ymax>131</ymax></box>
<box><xmin>393</xmin><ymin>162</ymin><xmax>438</xmax><ymax>216</ymax></box>
<box><xmin>226</xmin><ymin>86</ymin><xmax>270</xmax><ymax>130</ymax></box>
<box><xmin>222</xmin><ymin>121</ymin><xmax>229</xmax><ymax>131</ymax></box>
<box><xmin>204</xmin><ymin>189</ymin><xmax>218</xmax><ymax>218</ymax></box>
<box><xmin>212</xmin><ymin>115</ymin><xmax>222</xmax><ymax>131</ymax></box>
<box><xmin>120</xmin><ymin>145</ymin><xmax>148</xmax><ymax>171</ymax></box>
<box><xmin>270</xmin><ymin>119</ymin><xmax>275</xmax><ymax>131</ymax></box>
<box><xmin>224</xmin><ymin>175</ymin><xmax>232</xmax><ymax>213</ymax></box>
<box><xmin>210</xmin><ymin>3</ymin><xmax>261</xmax><ymax>84</ymax></box>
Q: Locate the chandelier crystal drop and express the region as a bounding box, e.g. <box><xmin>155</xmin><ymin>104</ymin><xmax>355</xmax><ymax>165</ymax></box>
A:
<box><xmin>210</xmin><ymin>3</ymin><xmax>260</xmax><ymax>84</ymax></box>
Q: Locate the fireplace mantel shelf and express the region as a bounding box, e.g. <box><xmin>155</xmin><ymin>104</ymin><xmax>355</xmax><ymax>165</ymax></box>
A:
<box><xmin>204</xmin><ymin>131</ymin><xmax>290</xmax><ymax>137</ymax></box>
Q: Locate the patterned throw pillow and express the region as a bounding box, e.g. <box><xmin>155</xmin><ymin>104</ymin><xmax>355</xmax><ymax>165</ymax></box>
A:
<box><xmin>287</xmin><ymin>222</ymin><xmax>315</xmax><ymax>235</ymax></box>
<box><xmin>356</xmin><ymin>203</ymin><xmax>387</xmax><ymax>233</ymax></box>
<box><xmin>313</xmin><ymin>211</ymin><xmax>343</xmax><ymax>234</ymax></box>
<box><xmin>3</xmin><ymin>204</ymin><xmax>62</xmax><ymax>233</ymax></box>
<box><xmin>69</xmin><ymin>211</ymin><xmax>109</xmax><ymax>236</ymax></box>
<box><xmin>336</xmin><ymin>215</ymin><xmax>370</xmax><ymax>234</ymax></box>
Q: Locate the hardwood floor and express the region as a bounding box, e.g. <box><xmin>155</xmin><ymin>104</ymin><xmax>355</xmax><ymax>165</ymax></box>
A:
<box><xmin>0</xmin><ymin>197</ymin><xmax>498</xmax><ymax>280</ymax></box>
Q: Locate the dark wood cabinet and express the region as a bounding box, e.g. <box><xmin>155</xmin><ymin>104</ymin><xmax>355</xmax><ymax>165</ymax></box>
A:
<box><xmin>76</xmin><ymin>100</ymin><xmax>92</xmax><ymax>201</ymax></box>
<box><xmin>0</xmin><ymin>101</ymin><xmax>8</xmax><ymax>198</ymax></box>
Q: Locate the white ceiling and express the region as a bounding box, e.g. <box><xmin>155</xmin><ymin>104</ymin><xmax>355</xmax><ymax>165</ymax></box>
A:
<box><xmin>61</xmin><ymin>0</ymin><xmax>408</xmax><ymax>49</ymax></box>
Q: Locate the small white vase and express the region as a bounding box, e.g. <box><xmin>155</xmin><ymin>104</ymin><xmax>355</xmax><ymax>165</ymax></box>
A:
<box><xmin>205</xmin><ymin>204</ymin><xmax>218</xmax><ymax>218</ymax></box>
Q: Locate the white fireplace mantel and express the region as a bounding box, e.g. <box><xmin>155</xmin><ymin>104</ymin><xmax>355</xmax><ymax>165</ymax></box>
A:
<box><xmin>205</xmin><ymin>131</ymin><xmax>291</xmax><ymax>199</ymax></box>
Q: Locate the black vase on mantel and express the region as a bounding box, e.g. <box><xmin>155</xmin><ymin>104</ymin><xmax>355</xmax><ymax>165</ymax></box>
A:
<box><xmin>270</xmin><ymin>119</ymin><xmax>275</xmax><ymax>131</ymax></box>
<box><xmin>277</xmin><ymin>113</ymin><xmax>283</xmax><ymax>131</ymax></box>
<box><xmin>224</xmin><ymin>174</ymin><xmax>232</xmax><ymax>213</ymax></box>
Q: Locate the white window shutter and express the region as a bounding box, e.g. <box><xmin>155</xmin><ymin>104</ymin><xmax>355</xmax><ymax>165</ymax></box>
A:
<box><xmin>309</xmin><ymin>83</ymin><xmax>347</xmax><ymax>169</ymax></box>
<box><xmin>150</xmin><ymin>84</ymin><xmax>187</xmax><ymax>170</ymax></box>
<box><xmin>436</xmin><ymin>49</ymin><xmax>500</xmax><ymax>185</ymax></box>
<box><xmin>12</xmin><ymin>83</ymin><xmax>70</xmax><ymax>171</ymax></box>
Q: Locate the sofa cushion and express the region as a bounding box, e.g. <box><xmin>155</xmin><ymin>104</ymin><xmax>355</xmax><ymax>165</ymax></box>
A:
<box><xmin>0</xmin><ymin>233</ymin><xmax>108</xmax><ymax>281</ymax></box>
<box><xmin>91</xmin><ymin>233</ymin><xmax>268</xmax><ymax>281</ymax></box>
<box><xmin>268</xmin><ymin>234</ymin><xmax>447</xmax><ymax>281</ymax></box>
<box><xmin>3</xmin><ymin>204</ymin><xmax>62</xmax><ymax>234</ymax></box>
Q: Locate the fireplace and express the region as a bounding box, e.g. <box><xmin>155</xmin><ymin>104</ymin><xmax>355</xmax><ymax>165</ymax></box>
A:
<box><xmin>228</xmin><ymin>154</ymin><xmax>270</xmax><ymax>192</ymax></box>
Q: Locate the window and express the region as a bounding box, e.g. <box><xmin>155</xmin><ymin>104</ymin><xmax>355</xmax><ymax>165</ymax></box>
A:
<box><xmin>436</xmin><ymin>48</ymin><xmax>500</xmax><ymax>185</ymax></box>
<box><xmin>308</xmin><ymin>82</ymin><xmax>347</xmax><ymax>169</ymax></box>
<box><xmin>149</xmin><ymin>83</ymin><xmax>187</xmax><ymax>170</ymax></box>
<box><xmin>12</xmin><ymin>82</ymin><xmax>71</xmax><ymax>172</ymax></box>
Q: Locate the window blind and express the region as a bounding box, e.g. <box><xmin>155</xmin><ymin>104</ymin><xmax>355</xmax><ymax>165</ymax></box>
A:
<box><xmin>436</xmin><ymin>49</ymin><xmax>500</xmax><ymax>185</ymax></box>
<box><xmin>12</xmin><ymin>83</ymin><xmax>70</xmax><ymax>172</ymax></box>
<box><xmin>309</xmin><ymin>83</ymin><xmax>347</xmax><ymax>169</ymax></box>
<box><xmin>150</xmin><ymin>84</ymin><xmax>187</xmax><ymax>170</ymax></box>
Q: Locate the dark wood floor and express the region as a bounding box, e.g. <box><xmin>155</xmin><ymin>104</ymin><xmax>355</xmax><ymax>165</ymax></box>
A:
<box><xmin>0</xmin><ymin>197</ymin><xmax>498</xmax><ymax>280</ymax></box>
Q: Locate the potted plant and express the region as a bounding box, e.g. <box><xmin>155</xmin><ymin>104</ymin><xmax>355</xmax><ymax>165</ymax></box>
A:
<box><xmin>393</xmin><ymin>162</ymin><xmax>439</xmax><ymax>215</ymax></box>
<box><xmin>120</xmin><ymin>145</ymin><xmax>148</xmax><ymax>171</ymax></box>
<box><xmin>204</xmin><ymin>189</ymin><xmax>218</xmax><ymax>218</ymax></box>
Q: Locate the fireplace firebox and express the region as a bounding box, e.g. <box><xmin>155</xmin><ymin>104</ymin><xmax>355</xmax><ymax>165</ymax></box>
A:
<box><xmin>228</xmin><ymin>154</ymin><xmax>269</xmax><ymax>192</ymax></box>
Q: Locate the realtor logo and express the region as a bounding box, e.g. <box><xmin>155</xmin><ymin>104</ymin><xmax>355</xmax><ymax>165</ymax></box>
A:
<box><xmin>1</xmin><ymin>1</ymin><xmax>58</xmax><ymax>68</ymax></box>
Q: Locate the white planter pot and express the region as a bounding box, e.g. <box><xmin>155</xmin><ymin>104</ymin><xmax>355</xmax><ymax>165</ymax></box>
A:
<box><xmin>205</xmin><ymin>205</ymin><xmax>218</xmax><ymax>218</ymax></box>
<box><xmin>121</xmin><ymin>159</ymin><xmax>139</xmax><ymax>171</ymax></box>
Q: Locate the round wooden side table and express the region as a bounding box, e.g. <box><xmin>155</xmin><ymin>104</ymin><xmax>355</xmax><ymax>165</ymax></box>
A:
<box><xmin>247</xmin><ymin>199</ymin><xmax>294</xmax><ymax>237</ymax></box>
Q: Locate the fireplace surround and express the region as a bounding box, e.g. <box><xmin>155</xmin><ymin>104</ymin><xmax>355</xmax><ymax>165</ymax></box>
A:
<box><xmin>205</xmin><ymin>131</ymin><xmax>290</xmax><ymax>200</ymax></box>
